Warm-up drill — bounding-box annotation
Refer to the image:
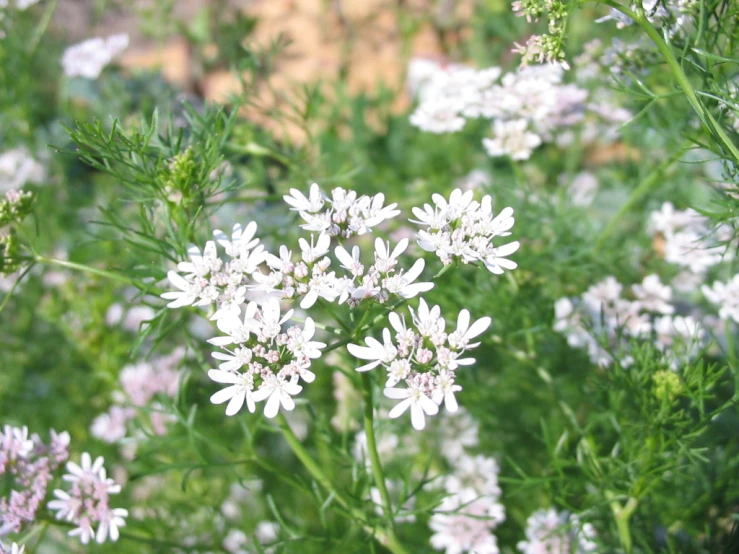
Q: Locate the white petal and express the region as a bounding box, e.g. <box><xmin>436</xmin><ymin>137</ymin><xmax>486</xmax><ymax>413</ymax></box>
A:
<box><xmin>388</xmin><ymin>397</ymin><xmax>413</xmax><ymax>419</ymax></box>
<box><xmin>225</xmin><ymin>389</ymin><xmax>246</xmax><ymax>416</ymax></box>
<box><xmin>465</xmin><ymin>316</ymin><xmax>492</xmax><ymax>340</ymax></box>
<box><xmin>208</xmin><ymin>369</ymin><xmax>241</xmax><ymax>384</ymax></box>
<box><xmin>263</xmin><ymin>392</ymin><xmax>281</xmax><ymax>418</ymax></box>
<box><xmin>410</xmin><ymin>402</ymin><xmax>426</xmax><ymax>430</ymax></box>
<box><xmin>211</xmin><ymin>386</ymin><xmax>237</xmax><ymax>405</ymax></box>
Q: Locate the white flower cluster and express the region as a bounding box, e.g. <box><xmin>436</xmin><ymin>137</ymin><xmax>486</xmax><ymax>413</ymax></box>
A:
<box><xmin>162</xmin><ymin>222</ymin><xmax>267</xmax><ymax>319</ymax></box>
<box><xmin>160</xmin><ymin>184</ymin><xmax>515</xmax><ymax>428</ymax></box>
<box><xmin>648</xmin><ymin>202</ymin><xmax>730</xmax><ymax>277</ymax></box>
<box><xmin>207</xmin><ymin>298</ymin><xmax>325</xmax><ymax>419</ymax></box>
<box><xmin>702</xmin><ymin>275</ymin><xmax>739</xmax><ymax>324</ymax></box>
<box><xmin>0</xmin><ymin>149</ymin><xmax>45</xmax><ymax>193</ymax></box>
<box><xmin>91</xmin><ymin>348</ymin><xmax>184</xmax><ymax>444</ymax></box>
<box><xmin>349</xmin><ymin>299</ymin><xmax>491</xmax><ymax>430</ymax></box>
<box><xmin>430</xmin><ymin>447</ymin><xmax>504</xmax><ymax>553</ymax></box>
<box><xmin>517</xmin><ymin>508</ymin><xmax>597</xmax><ymax>554</ymax></box>
<box><xmin>48</xmin><ymin>453</ymin><xmax>128</xmax><ymax>545</ymax></box>
<box><xmin>411</xmin><ymin>188</ymin><xmax>520</xmax><ymax>273</ymax></box>
<box><xmin>61</xmin><ymin>34</ymin><xmax>129</xmax><ymax>80</ymax></box>
<box><xmin>554</xmin><ymin>274</ymin><xmax>704</xmax><ymax>367</ymax></box>
<box><xmin>284</xmin><ymin>183</ymin><xmax>400</xmax><ymax>238</ymax></box>
<box><xmin>253</xmin><ymin>234</ymin><xmax>433</xmax><ymax>310</ymax></box>
<box><xmin>409</xmin><ymin>60</ymin><xmax>587</xmax><ymax>160</ymax></box>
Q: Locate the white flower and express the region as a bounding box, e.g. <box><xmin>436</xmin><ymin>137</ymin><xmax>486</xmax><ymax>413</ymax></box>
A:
<box><xmin>382</xmin><ymin>258</ymin><xmax>434</xmax><ymax>298</ymax></box>
<box><xmin>207</xmin><ymin>300</ymin><xmax>322</xmax><ymax>419</ymax></box>
<box><xmin>374</xmin><ymin>238</ymin><xmax>408</xmax><ymax>273</ymax></box>
<box><xmin>286</xmin><ymin>184</ymin><xmax>399</xmax><ymax>238</ymax></box>
<box><xmin>287</xmin><ymin>317</ymin><xmax>326</xmax><ymax>361</ymax></box>
<box><xmin>61</xmin><ymin>34</ymin><xmax>129</xmax><ymax>79</ymax></box>
<box><xmin>252</xmin><ymin>375</ymin><xmax>303</xmax><ymax>418</ymax></box>
<box><xmin>632</xmin><ymin>274</ymin><xmax>674</xmax><ymax>314</ymax></box>
<box><xmin>335</xmin><ymin>245</ymin><xmax>365</xmax><ymax>277</ymax></box>
<box><xmin>348</xmin><ymin>328</ymin><xmax>398</xmax><ymax>372</ymax></box>
<box><xmin>284</xmin><ymin>183</ymin><xmax>325</xmax><ymax>213</ymax></box>
<box><xmin>95</xmin><ymin>508</ymin><xmax>129</xmax><ymax>544</ymax></box>
<box><xmin>411</xmin><ymin>189</ymin><xmax>519</xmax><ymax>274</ymax></box>
<box><xmin>0</xmin><ymin>148</ymin><xmax>45</xmax><ymax>192</ymax></box>
<box><xmin>162</xmin><ymin>225</ymin><xmax>266</xmax><ymax>318</ymax></box>
<box><xmin>213</xmin><ymin>222</ymin><xmax>259</xmax><ymax>258</ymax></box>
<box><xmin>212</xmin><ymin>347</ymin><xmax>254</xmax><ymax>372</ymax></box>
<box><xmin>208</xmin><ymin>302</ymin><xmax>260</xmax><ymax>347</ymax></box>
<box><xmin>385</xmin><ymin>378</ymin><xmax>439</xmax><ymax>431</ymax></box>
<box><xmin>702</xmin><ymin>275</ymin><xmax>739</xmax><ymax>323</ymax></box>
<box><xmin>517</xmin><ymin>509</ymin><xmax>597</xmax><ymax>554</ymax></box>
<box><xmin>161</xmin><ymin>270</ymin><xmax>200</xmax><ymax>308</ymax></box>
<box><xmin>482</xmin><ymin>119</ymin><xmax>542</xmax><ymax>160</ymax></box>
<box><xmin>410</xmin><ymin>298</ymin><xmax>445</xmax><ymax>338</ymax></box>
<box><xmin>48</xmin><ymin>453</ymin><xmax>127</xmax><ymax>545</ymax></box>
<box><xmin>432</xmin><ymin>370</ymin><xmax>462</xmax><ymax>412</ymax></box>
<box><xmin>299</xmin><ymin>234</ymin><xmax>331</xmax><ymax>264</ymax></box>
<box><xmin>448</xmin><ymin>309</ymin><xmax>492</xmax><ymax>349</ymax></box>
<box><xmin>208</xmin><ymin>370</ymin><xmax>257</xmax><ymax>416</ymax></box>
<box><xmin>429</xmin><ymin>490</ymin><xmax>505</xmax><ymax>554</ymax></box>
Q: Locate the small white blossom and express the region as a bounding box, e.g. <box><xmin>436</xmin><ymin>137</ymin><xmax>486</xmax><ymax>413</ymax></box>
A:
<box><xmin>48</xmin><ymin>453</ymin><xmax>128</xmax><ymax>545</ymax></box>
<box><xmin>61</xmin><ymin>34</ymin><xmax>129</xmax><ymax>79</ymax></box>
<box><xmin>411</xmin><ymin>189</ymin><xmax>519</xmax><ymax>274</ymax></box>
<box><xmin>350</xmin><ymin>299</ymin><xmax>490</xmax><ymax>429</ymax></box>
<box><xmin>482</xmin><ymin>119</ymin><xmax>542</xmax><ymax>160</ymax></box>
<box><xmin>632</xmin><ymin>274</ymin><xmax>674</xmax><ymax>314</ymax></box>
<box><xmin>161</xmin><ymin>223</ymin><xmax>267</xmax><ymax>320</ymax></box>
<box><xmin>285</xmin><ymin>184</ymin><xmax>399</xmax><ymax>238</ymax></box>
<box><xmin>702</xmin><ymin>275</ymin><xmax>739</xmax><ymax>323</ymax></box>
<box><xmin>207</xmin><ymin>299</ymin><xmax>324</xmax><ymax>419</ymax></box>
<box><xmin>518</xmin><ymin>509</ymin><xmax>597</xmax><ymax>554</ymax></box>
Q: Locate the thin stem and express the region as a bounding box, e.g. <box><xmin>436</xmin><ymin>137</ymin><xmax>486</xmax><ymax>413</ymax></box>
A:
<box><xmin>319</xmin><ymin>298</ymin><xmax>352</xmax><ymax>333</ymax></box>
<box><xmin>595</xmin><ymin>0</ymin><xmax>739</xmax><ymax>163</ymax></box>
<box><xmin>275</xmin><ymin>413</ymin><xmax>410</xmax><ymax>554</ymax></box>
<box><xmin>0</xmin><ymin>263</ymin><xmax>35</xmax><ymax>314</ymax></box>
<box><xmin>361</xmin><ymin>372</ymin><xmax>396</xmax><ymax>531</ymax></box>
<box><xmin>324</xmin><ymin>337</ymin><xmax>353</xmax><ymax>354</ymax></box>
<box><xmin>605</xmin><ymin>492</ymin><xmax>638</xmax><ymax>554</ymax></box>
<box><xmin>594</xmin><ymin>144</ymin><xmax>686</xmax><ymax>252</ymax></box>
<box><xmin>33</xmin><ymin>255</ymin><xmax>156</xmax><ymax>291</ymax></box>
<box><xmin>28</xmin><ymin>0</ymin><xmax>58</xmax><ymax>60</ymax></box>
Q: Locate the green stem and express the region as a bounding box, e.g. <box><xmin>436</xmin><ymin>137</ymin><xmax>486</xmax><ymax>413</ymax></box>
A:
<box><xmin>275</xmin><ymin>413</ymin><xmax>410</xmax><ymax>554</ymax></box>
<box><xmin>33</xmin><ymin>256</ymin><xmax>154</xmax><ymax>290</ymax></box>
<box><xmin>28</xmin><ymin>0</ymin><xmax>59</xmax><ymax>60</ymax></box>
<box><xmin>596</xmin><ymin>0</ymin><xmax>739</xmax><ymax>163</ymax></box>
<box><xmin>594</xmin><ymin>144</ymin><xmax>686</xmax><ymax>252</ymax></box>
<box><xmin>605</xmin><ymin>492</ymin><xmax>638</xmax><ymax>554</ymax></box>
<box><xmin>361</xmin><ymin>372</ymin><xmax>396</xmax><ymax>531</ymax></box>
<box><xmin>0</xmin><ymin>263</ymin><xmax>35</xmax><ymax>314</ymax></box>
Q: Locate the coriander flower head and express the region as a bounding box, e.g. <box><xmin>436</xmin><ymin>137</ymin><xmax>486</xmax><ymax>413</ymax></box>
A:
<box><xmin>47</xmin><ymin>453</ymin><xmax>128</xmax><ymax>545</ymax></box>
<box><xmin>348</xmin><ymin>299</ymin><xmax>491</xmax><ymax>430</ymax></box>
<box><xmin>161</xmin><ymin>222</ymin><xmax>267</xmax><ymax>320</ymax></box>
<box><xmin>207</xmin><ymin>298</ymin><xmax>325</xmax><ymax>419</ymax></box>
<box><xmin>411</xmin><ymin>188</ymin><xmax>520</xmax><ymax>274</ymax></box>
<box><xmin>284</xmin><ymin>183</ymin><xmax>400</xmax><ymax>238</ymax></box>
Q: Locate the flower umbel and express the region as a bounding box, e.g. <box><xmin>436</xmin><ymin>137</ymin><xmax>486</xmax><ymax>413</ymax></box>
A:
<box><xmin>207</xmin><ymin>298</ymin><xmax>325</xmax><ymax>419</ymax></box>
<box><xmin>348</xmin><ymin>299</ymin><xmax>491</xmax><ymax>430</ymax></box>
